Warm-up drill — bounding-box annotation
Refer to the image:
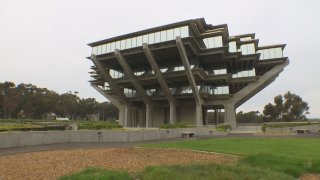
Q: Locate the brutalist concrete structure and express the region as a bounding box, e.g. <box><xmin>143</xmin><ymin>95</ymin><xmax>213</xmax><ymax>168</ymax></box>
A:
<box><xmin>87</xmin><ymin>18</ymin><xmax>288</xmax><ymax>128</ymax></box>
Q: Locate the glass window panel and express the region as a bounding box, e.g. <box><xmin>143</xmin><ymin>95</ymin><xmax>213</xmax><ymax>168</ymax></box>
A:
<box><xmin>142</xmin><ymin>34</ymin><xmax>148</xmax><ymax>43</ymax></box>
<box><xmin>160</xmin><ymin>68</ymin><xmax>168</xmax><ymax>73</ymax></box>
<box><xmin>220</xmin><ymin>69</ymin><xmax>227</xmax><ymax>74</ymax></box>
<box><xmin>214</xmin><ymin>36</ymin><xmax>223</xmax><ymax>47</ymax></box>
<box><xmin>241</xmin><ymin>45</ymin><xmax>248</xmax><ymax>55</ymax></box>
<box><xmin>229</xmin><ymin>41</ymin><xmax>236</xmax><ymax>52</ymax></box>
<box><xmin>247</xmin><ymin>44</ymin><xmax>255</xmax><ymax>54</ymax></box>
<box><xmin>101</xmin><ymin>44</ymin><xmax>106</xmax><ymax>54</ymax></box>
<box><xmin>136</xmin><ymin>36</ymin><xmax>143</xmax><ymax>46</ymax></box>
<box><xmin>131</xmin><ymin>37</ymin><xmax>137</xmax><ymax>48</ymax></box>
<box><xmin>126</xmin><ymin>39</ymin><xmax>132</xmax><ymax>49</ymax></box>
<box><xmin>208</xmin><ymin>37</ymin><xmax>215</xmax><ymax>48</ymax></box>
<box><xmin>257</xmin><ymin>50</ymin><xmax>263</xmax><ymax>59</ymax></box>
<box><xmin>180</xmin><ymin>26</ymin><xmax>189</xmax><ymax>37</ymax></box>
<box><xmin>160</xmin><ymin>30</ymin><xmax>167</xmax><ymax>42</ymax></box>
<box><xmin>92</xmin><ymin>46</ymin><xmax>98</xmax><ymax>55</ymax></box>
<box><xmin>110</xmin><ymin>42</ymin><xmax>115</xmax><ymax>52</ymax></box>
<box><xmin>240</xmin><ymin>37</ymin><xmax>252</xmax><ymax>41</ymax></box>
<box><xmin>106</xmin><ymin>43</ymin><xmax>111</xmax><ymax>53</ymax></box>
<box><xmin>148</xmin><ymin>33</ymin><xmax>155</xmax><ymax>44</ymax></box>
<box><xmin>275</xmin><ymin>48</ymin><xmax>283</xmax><ymax>58</ymax></box>
<box><xmin>98</xmin><ymin>45</ymin><xmax>102</xmax><ymax>55</ymax></box>
<box><xmin>263</xmin><ymin>49</ymin><xmax>270</xmax><ymax>59</ymax></box>
<box><xmin>269</xmin><ymin>48</ymin><xmax>276</xmax><ymax>58</ymax></box>
<box><xmin>167</xmin><ymin>29</ymin><xmax>174</xmax><ymax>40</ymax></box>
<box><xmin>203</xmin><ymin>38</ymin><xmax>209</xmax><ymax>48</ymax></box>
<box><xmin>115</xmin><ymin>41</ymin><xmax>121</xmax><ymax>50</ymax></box>
<box><xmin>154</xmin><ymin>32</ymin><xmax>161</xmax><ymax>43</ymax></box>
<box><xmin>120</xmin><ymin>40</ymin><xmax>126</xmax><ymax>50</ymax></box>
<box><xmin>174</xmin><ymin>27</ymin><xmax>181</xmax><ymax>38</ymax></box>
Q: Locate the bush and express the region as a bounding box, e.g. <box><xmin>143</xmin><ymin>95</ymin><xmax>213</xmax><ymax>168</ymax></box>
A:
<box><xmin>0</xmin><ymin>124</ymin><xmax>67</xmax><ymax>132</ymax></box>
<box><xmin>215</xmin><ymin>124</ymin><xmax>232</xmax><ymax>132</ymax></box>
<box><xmin>77</xmin><ymin>121</ymin><xmax>122</xmax><ymax>130</ymax></box>
<box><xmin>160</xmin><ymin>123</ymin><xmax>187</xmax><ymax>129</ymax></box>
<box><xmin>261</xmin><ymin>121</ymin><xmax>320</xmax><ymax>132</ymax></box>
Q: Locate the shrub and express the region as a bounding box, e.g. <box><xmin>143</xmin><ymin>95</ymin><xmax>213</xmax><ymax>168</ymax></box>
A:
<box><xmin>77</xmin><ymin>121</ymin><xmax>122</xmax><ymax>130</ymax></box>
<box><xmin>215</xmin><ymin>124</ymin><xmax>232</xmax><ymax>132</ymax></box>
<box><xmin>160</xmin><ymin>123</ymin><xmax>187</xmax><ymax>129</ymax></box>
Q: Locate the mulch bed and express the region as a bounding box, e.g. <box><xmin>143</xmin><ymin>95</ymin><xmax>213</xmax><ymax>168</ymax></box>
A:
<box><xmin>0</xmin><ymin>147</ymin><xmax>238</xmax><ymax>180</ymax></box>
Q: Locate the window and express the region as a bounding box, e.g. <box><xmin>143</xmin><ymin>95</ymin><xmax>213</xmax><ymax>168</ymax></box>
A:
<box><xmin>203</xmin><ymin>36</ymin><xmax>223</xmax><ymax>49</ymax></box>
<box><xmin>91</xmin><ymin>26</ymin><xmax>190</xmax><ymax>54</ymax></box>
<box><xmin>229</xmin><ymin>41</ymin><xmax>237</xmax><ymax>52</ymax></box>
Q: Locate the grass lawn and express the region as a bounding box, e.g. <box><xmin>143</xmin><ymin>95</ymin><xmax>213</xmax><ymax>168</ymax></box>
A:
<box><xmin>58</xmin><ymin>168</ymin><xmax>131</xmax><ymax>180</ymax></box>
<box><xmin>141</xmin><ymin>138</ymin><xmax>320</xmax><ymax>178</ymax></box>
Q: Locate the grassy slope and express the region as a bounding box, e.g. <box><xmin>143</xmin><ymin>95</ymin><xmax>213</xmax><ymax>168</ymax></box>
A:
<box><xmin>141</xmin><ymin>138</ymin><xmax>320</xmax><ymax>177</ymax></box>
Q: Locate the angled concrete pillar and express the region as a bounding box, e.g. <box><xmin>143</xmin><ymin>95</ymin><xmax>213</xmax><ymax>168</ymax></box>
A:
<box><xmin>115</xmin><ymin>49</ymin><xmax>153</xmax><ymax>127</ymax></box>
<box><xmin>224</xmin><ymin>103</ymin><xmax>236</xmax><ymax>129</ymax></box>
<box><xmin>143</xmin><ymin>44</ymin><xmax>176</xmax><ymax>124</ymax></box>
<box><xmin>90</xmin><ymin>55</ymin><xmax>128</xmax><ymax>103</ymax></box>
<box><xmin>90</xmin><ymin>83</ymin><xmax>126</xmax><ymax>126</ymax></box>
<box><xmin>176</xmin><ymin>37</ymin><xmax>203</xmax><ymax>127</ymax></box>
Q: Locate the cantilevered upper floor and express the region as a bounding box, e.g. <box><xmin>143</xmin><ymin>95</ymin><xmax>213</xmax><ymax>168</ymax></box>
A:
<box><xmin>87</xmin><ymin>18</ymin><xmax>287</xmax><ymax>104</ymax></box>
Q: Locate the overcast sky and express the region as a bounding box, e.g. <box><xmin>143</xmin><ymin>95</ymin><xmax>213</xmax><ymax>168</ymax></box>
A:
<box><xmin>0</xmin><ymin>0</ymin><xmax>319</xmax><ymax>118</ymax></box>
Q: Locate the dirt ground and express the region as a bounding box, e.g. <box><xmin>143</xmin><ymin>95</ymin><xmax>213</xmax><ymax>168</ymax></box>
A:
<box><xmin>0</xmin><ymin>147</ymin><xmax>238</xmax><ymax>180</ymax></box>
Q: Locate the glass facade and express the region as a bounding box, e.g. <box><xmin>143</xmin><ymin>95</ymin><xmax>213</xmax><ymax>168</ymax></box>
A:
<box><xmin>92</xmin><ymin>26</ymin><xmax>189</xmax><ymax>55</ymax></box>
<box><xmin>232</xmin><ymin>69</ymin><xmax>256</xmax><ymax>78</ymax></box>
<box><xmin>257</xmin><ymin>47</ymin><xmax>283</xmax><ymax>60</ymax></box>
<box><xmin>240</xmin><ymin>43</ymin><xmax>255</xmax><ymax>55</ymax></box>
<box><xmin>110</xmin><ymin>69</ymin><xmax>124</xmax><ymax>79</ymax></box>
<box><xmin>229</xmin><ymin>41</ymin><xmax>237</xmax><ymax>52</ymax></box>
<box><xmin>146</xmin><ymin>89</ymin><xmax>156</xmax><ymax>96</ymax></box>
<box><xmin>202</xmin><ymin>85</ymin><xmax>229</xmax><ymax>94</ymax></box>
<box><xmin>203</xmin><ymin>36</ymin><xmax>223</xmax><ymax>49</ymax></box>
<box><xmin>124</xmin><ymin>88</ymin><xmax>136</xmax><ymax>98</ymax></box>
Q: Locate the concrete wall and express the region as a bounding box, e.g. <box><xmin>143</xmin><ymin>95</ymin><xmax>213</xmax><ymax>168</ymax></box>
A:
<box><xmin>265</xmin><ymin>124</ymin><xmax>320</xmax><ymax>133</ymax></box>
<box><xmin>0</xmin><ymin>128</ymin><xmax>227</xmax><ymax>149</ymax></box>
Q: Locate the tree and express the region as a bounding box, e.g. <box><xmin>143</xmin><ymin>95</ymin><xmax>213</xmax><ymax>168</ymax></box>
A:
<box><xmin>263</xmin><ymin>91</ymin><xmax>309</xmax><ymax>122</ymax></box>
<box><xmin>236</xmin><ymin>111</ymin><xmax>263</xmax><ymax>123</ymax></box>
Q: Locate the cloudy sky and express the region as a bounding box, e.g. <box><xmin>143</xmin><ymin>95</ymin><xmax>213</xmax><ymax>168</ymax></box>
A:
<box><xmin>0</xmin><ymin>0</ymin><xmax>319</xmax><ymax>118</ymax></box>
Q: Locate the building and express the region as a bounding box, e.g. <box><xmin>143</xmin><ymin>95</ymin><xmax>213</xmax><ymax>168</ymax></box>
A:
<box><xmin>87</xmin><ymin>18</ymin><xmax>288</xmax><ymax>128</ymax></box>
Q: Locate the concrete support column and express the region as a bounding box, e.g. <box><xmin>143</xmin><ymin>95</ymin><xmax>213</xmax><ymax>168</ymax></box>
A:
<box><xmin>195</xmin><ymin>103</ymin><xmax>203</xmax><ymax>127</ymax></box>
<box><xmin>169</xmin><ymin>102</ymin><xmax>176</xmax><ymax>124</ymax></box>
<box><xmin>124</xmin><ymin>105</ymin><xmax>131</xmax><ymax>127</ymax></box>
<box><xmin>203</xmin><ymin>107</ymin><xmax>208</xmax><ymax>126</ymax></box>
<box><xmin>118</xmin><ymin>106</ymin><xmax>125</xmax><ymax>126</ymax></box>
<box><xmin>146</xmin><ymin>104</ymin><xmax>152</xmax><ymax>128</ymax></box>
<box><xmin>214</xmin><ymin>109</ymin><xmax>218</xmax><ymax>125</ymax></box>
<box><xmin>224</xmin><ymin>104</ymin><xmax>236</xmax><ymax>129</ymax></box>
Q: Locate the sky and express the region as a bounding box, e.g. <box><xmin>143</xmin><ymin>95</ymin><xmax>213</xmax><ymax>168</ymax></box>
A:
<box><xmin>0</xmin><ymin>0</ymin><xmax>319</xmax><ymax>118</ymax></box>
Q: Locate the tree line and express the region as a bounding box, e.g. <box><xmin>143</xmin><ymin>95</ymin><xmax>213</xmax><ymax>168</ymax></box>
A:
<box><xmin>236</xmin><ymin>91</ymin><xmax>310</xmax><ymax>123</ymax></box>
<box><xmin>0</xmin><ymin>82</ymin><xmax>118</xmax><ymax>120</ymax></box>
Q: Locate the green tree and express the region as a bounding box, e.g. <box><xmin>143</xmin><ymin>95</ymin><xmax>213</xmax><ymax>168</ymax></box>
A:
<box><xmin>263</xmin><ymin>91</ymin><xmax>309</xmax><ymax>122</ymax></box>
<box><xmin>236</xmin><ymin>111</ymin><xmax>263</xmax><ymax>123</ymax></box>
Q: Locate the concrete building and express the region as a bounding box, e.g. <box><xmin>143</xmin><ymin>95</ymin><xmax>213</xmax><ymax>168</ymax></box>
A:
<box><xmin>87</xmin><ymin>18</ymin><xmax>288</xmax><ymax>128</ymax></box>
